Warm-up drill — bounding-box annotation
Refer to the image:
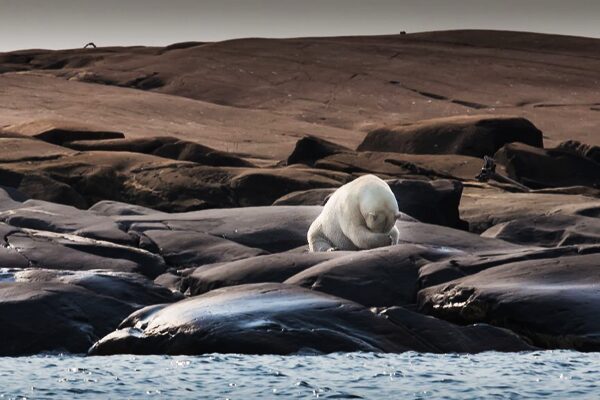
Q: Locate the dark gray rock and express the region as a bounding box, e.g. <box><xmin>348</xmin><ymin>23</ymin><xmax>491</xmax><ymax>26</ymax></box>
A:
<box><xmin>286</xmin><ymin>245</ymin><xmax>455</xmax><ymax>307</ymax></box>
<box><xmin>286</xmin><ymin>136</ymin><xmax>351</xmax><ymax>166</ymax></box>
<box><xmin>0</xmin><ymin>282</ymin><xmax>135</xmax><ymax>355</ymax></box>
<box><xmin>14</xmin><ymin>269</ymin><xmax>183</xmax><ymax>306</ymax></box>
<box><xmin>89</xmin><ymin>283</ymin><xmax>430</xmax><ymax>355</ymax></box>
<box><xmin>140</xmin><ymin>229</ymin><xmax>267</xmax><ymax>268</ymax></box>
<box><xmin>121</xmin><ymin>206</ymin><xmax>322</xmax><ymax>253</ymax></box>
<box><xmin>4</xmin><ymin>230</ymin><xmax>166</xmax><ymax>278</ymax></box>
<box><xmin>184</xmin><ymin>252</ymin><xmax>347</xmax><ymax>295</ymax></box>
<box><xmin>419</xmin><ymin>246</ymin><xmax>584</xmax><ymax>289</ymax></box>
<box><xmin>418</xmin><ymin>254</ymin><xmax>600</xmax><ymax>351</ymax></box>
<box><xmin>89</xmin><ymin>200</ymin><xmax>167</xmax><ymax>216</ymax></box>
<box><xmin>380</xmin><ymin>307</ymin><xmax>535</xmax><ymax>352</ymax></box>
<box><xmin>387</xmin><ymin>179</ymin><xmax>467</xmax><ymax>229</ymax></box>
<box><xmin>482</xmin><ymin>214</ymin><xmax>600</xmax><ymax>247</ymax></box>
<box><xmin>0</xmin><ymin>199</ymin><xmax>134</xmax><ymax>245</ymax></box>
<box><xmin>0</xmin><ymin>185</ymin><xmax>27</xmax><ymax>211</ymax></box>
<box><xmin>394</xmin><ymin>221</ymin><xmax>523</xmax><ymax>253</ymax></box>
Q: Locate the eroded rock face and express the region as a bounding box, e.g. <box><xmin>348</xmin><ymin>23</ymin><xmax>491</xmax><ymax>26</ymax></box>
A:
<box><xmin>358</xmin><ymin>115</ymin><xmax>543</xmax><ymax>158</ymax></box>
<box><xmin>418</xmin><ymin>254</ymin><xmax>600</xmax><ymax>351</ymax></box>
<box><xmin>88</xmin><ymin>283</ymin><xmax>428</xmax><ymax>355</ymax></box>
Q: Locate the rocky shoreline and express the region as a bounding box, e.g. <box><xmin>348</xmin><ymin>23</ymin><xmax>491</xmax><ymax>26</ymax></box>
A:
<box><xmin>0</xmin><ymin>31</ymin><xmax>599</xmax><ymax>356</ymax></box>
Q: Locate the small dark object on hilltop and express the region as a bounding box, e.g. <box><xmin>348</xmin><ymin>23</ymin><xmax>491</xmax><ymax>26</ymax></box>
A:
<box><xmin>83</xmin><ymin>42</ymin><xmax>97</xmax><ymax>49</ymax></box>
<box><xmin>400</xmin><ymin>31</ymin><xmax>407</xmax><ymax>35</ymax></box>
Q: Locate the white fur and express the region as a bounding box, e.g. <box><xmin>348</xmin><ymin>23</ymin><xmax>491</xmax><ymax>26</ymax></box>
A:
<box><xmin>308</xmin><ymin>174</ymin><xmax>400</xmax><ymax>252</ymax></box>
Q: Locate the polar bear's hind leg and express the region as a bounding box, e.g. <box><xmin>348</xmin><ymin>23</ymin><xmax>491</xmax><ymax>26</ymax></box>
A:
<box><xmin>307</xmin><ymin>221</ymin><xmax>337</xmax><ymax>252</ymax></box>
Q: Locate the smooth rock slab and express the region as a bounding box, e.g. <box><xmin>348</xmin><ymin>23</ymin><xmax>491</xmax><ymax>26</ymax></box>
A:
<box><xmin>286</xmin><ymin>245</ymin><xmax>456</xmax><ymax>307</ymax></box>
<box><xmin>418</xmin><ymin>246</ymin><xmax>586</xmax><ymax>288</ymax></box>
<box><xmin>140</xmin><ymin>229</ymin><xmax>267</xmax><ymax>268</ymax></box>
<box><xmin>121</xmin><ymin>206</ymin><xmax>322</xmax><ymax>253</ymax></box>
<box><xmin>418</xmin><ymin>254</ymin><xmax>600</xmax><ymax>351</ymax></box>
<box><xmin>14</xmin><ymin>269</ymin><xmax>183</xmax><ymax>306</ymax></box>
<box><xmin>4</xmin><ymin>230</ymin><xmax>166</xmax><ymax>278</ymax></box>
<box><xmin>183</xmin><ymin>252</ymin><xmax>348</xmax><ymax>296</ymax></box>
<box><xmin>481</xmin><ymin>214</ymin><xmax>600</xmax><ymax>247</ymax></box>
<box><xmin>89</xmin><ymin>283</ymin><xmax>431</xmax><ymax>355</ymax></box>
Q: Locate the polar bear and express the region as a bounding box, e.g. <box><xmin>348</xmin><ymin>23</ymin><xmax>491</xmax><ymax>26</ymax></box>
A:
<box><xmin>308</xmin><ymin>174</ymin><xmax>401</xmax><ymax>252</ymax></box>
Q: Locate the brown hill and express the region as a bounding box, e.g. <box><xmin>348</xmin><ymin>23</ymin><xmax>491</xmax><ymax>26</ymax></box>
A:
<box><xmin>1</xmin><ymin>30</ymin><xmax>599</xmax><ymax>161</ymax></box>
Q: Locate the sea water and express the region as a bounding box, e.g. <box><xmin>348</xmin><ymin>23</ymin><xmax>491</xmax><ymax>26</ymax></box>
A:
<box><xmin>0</xmin><ymin>351</ymin><xmax>598</xmax><ymax>399</ymax></box>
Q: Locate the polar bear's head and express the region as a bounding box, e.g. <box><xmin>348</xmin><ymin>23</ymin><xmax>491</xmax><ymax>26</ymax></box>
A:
<box><xmin>358</xmin><ymin>178</ymin><xmax>400</xmax><ymax>233</ymax></box>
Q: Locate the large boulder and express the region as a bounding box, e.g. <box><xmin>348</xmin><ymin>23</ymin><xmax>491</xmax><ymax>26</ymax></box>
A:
<box><xmin>495</xmin><ymin>142</ymin><xmax>600</xmax><ymax>189</ymax></box>
<box><xmin>286</xmin><ymin>136</ymin><xmax>351</xmax><ymax>166</ymax></box>
<box><xmin>418</xmin><ymin>254</ymin><xmax>600</xmax><ymax>351</ymax></box>
<box><xmin>358</xmin><ymin>115</ymin><xmax>543</xmax><ymax>158</ymax></box>
<box><xmin>387</xmin><ymin>179</ymin><xmax>467</xmax><ymax>229</ymax></box>
<box><xmin>88</xmin><ymin>283</ymin><xmax>430</xmax><ymax>355</ymax></box>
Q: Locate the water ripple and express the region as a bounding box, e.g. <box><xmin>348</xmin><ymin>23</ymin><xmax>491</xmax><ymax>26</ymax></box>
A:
<box><xmin>0</xmin><ymin>351</ymin><xmax>598</xmax><ymax>399</ymax></box>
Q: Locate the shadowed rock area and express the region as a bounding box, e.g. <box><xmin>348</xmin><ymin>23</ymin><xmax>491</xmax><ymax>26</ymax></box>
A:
<box><xmin>0</xmin><ymin>30</ymin><xmax>599</xmax><ymax>356</ymax></box>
